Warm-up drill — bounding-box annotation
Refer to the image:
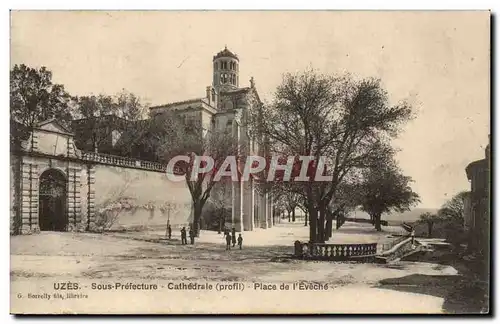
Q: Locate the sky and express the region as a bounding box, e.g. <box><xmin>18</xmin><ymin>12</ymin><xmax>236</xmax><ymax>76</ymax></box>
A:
<box><xmin>10</xmin><ymin>11</ymin><xmax>490</xmax><ymax>209</ymax></box>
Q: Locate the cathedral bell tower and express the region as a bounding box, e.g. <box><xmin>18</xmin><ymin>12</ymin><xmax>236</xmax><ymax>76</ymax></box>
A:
<box><xmin>213</xmin><ymin>46</ymin><xmax>239</xmax><ymax>93</ymax></box>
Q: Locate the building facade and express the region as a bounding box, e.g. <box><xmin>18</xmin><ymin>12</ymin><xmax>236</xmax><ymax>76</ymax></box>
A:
<box><xmin>10</xmin><ymin>119</ymin><xmax>192</xmax><ymax>235</ymax></box>
<box><xmin>464</xmin><ymin>135</ymin><xmax>490</xmax><ymax>259</ymax></box>
<box><xmin>150</xmin><ymin>47</ymin><xmax>274</xmax><ymax>231</ymax></box>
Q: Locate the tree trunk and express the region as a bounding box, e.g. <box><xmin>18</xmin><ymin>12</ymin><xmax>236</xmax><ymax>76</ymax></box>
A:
<box><xmin>292</xmin><ymin>209</ymin><xmax>296</xmax><ymax>222</ymax></box>
<box><xmin>304</xmin><ymin>212</ymin><xmax>308</xmax><ymax>226</ymax></box>
<box><xmin>288</xmin><ymin>212</ymin><xmax>291</xmax><ymax>222</ymax></box>
<box><xmin>217</xmin><ymin>211</ymin><xmax>223</xmax><ymax>234</ymax></box>
<box><xmin>428</xmin><ymin>222</ymin><xmax>433</xmax><ymax>238</ymax></box>
<box><xmin>308</xmin><ymin>207</ymin><xmax>318</xmax><ymax>243</ymax></box>
<box><xmin>317</xmin><ymin>205</ymin><xmax>326</xmax><ymax>243</ymax></box>
<box><xmin>193</xmin><ymin>203</ymin><xmax>203</xmax><ymax>237</ymax></box>
<box><xmin>336</xmin><ymin>214</ymin><xmax>341</xmax><ymax>229</ymax></box>
<box><xmin>374</xmin><ymin>213</ymin><xmax>382</xmax><ymax>231</ymax></box>
<box><xmin>325</xmin><ymin>217</ymin><xmax>333</xmax><ymax>241</ymax></box>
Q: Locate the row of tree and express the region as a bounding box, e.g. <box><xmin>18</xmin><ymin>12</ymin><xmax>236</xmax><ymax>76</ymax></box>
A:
<box><xmin>418</xmin><ymin>191</ymin><xmax>469</xmax><ymax>240</ymax></box>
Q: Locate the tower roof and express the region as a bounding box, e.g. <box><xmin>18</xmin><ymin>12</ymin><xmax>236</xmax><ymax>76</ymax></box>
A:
<box><xmin>213</xmin><ymin>46</ymin><xmax>239</xmax><ymax>61</ymax></box>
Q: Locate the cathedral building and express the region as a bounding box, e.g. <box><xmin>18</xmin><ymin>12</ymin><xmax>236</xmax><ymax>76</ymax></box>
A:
<box><xmin>149</xmin><ymin>47</ymin><xmax>274</xmax><ymax>231</ymax></box>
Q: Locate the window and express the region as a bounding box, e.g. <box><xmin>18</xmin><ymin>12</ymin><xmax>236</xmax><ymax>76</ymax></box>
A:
<box><xmin>220</xmin><ymin>73</ymin><xmax>228</xmax><ymax>84</ymax></box>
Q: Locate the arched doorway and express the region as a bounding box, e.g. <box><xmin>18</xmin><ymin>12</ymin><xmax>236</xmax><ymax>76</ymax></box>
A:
<box><xmin>39</xmin><ymin>169</ymin><xmax>67</xmax><ymax>231</ymax></box>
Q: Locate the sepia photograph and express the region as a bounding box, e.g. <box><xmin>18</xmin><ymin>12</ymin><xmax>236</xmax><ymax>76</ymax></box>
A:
<box><xmin>8</xmin><ymin>10</ymin><xmax>490</xmax><ymax>314</ymax></box>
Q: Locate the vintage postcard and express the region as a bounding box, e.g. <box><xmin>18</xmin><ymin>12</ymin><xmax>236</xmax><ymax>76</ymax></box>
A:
<box><xmin>9</xmin><ymin>10</ymin><xmax>490</xmax><ymax>314</ymax></box>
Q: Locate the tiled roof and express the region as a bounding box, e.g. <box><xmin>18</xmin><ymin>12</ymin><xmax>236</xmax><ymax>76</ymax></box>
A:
<box><xmin>213</xmin><ymin>46</ymin><xmax>239</xmax><ymax>61</ymax></box>
<box><xmin>149</xmin><ymin>98</ymin><xmax>204</xmax><ymax>110</ymax></box>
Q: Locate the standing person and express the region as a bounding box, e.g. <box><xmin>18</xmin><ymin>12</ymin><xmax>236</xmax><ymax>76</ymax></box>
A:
<box><xmin>223</xmin><ymin>227</ymin><xmax>229</xmax><ymax>238</ymax></box>
<box><xmin>167</xmin><ymin>224</ymin><xmax>172</xmax><ymax>240</ymax></box>
<box><xmin>232</xmin><ymin>231</ymin><xmax>237</xmax><ymax>247</ymax></box>
<box><xmin>180</xmin><ymin>227</ymin><xmax>187</xmax><ymax>245</ymax></box>
<box><xmin>225</xmin><ymin>232</ymin><xmax>232</xmax><ymax>250</ymax></box>
<box><xmin>189</xmin><ymin>226</ymin><xmax>195</xmax><ymax>245</ymax></box>
<box><xmin>237</xmin><ymin>234</ymin><xmax>243</xmax><ymax>250</ymax></box>
<box><xmin>231</xmin><ymin>227</ymin><xmax>236</xmax><ymax>246</ymax></box>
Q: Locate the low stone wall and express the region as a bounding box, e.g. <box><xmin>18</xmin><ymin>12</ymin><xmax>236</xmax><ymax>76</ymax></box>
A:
<box><xmin>376</xmin><ymin>237</ymin><xmax>419</xmax><ymax>263</ymax></box>
<box><xmin>294</xmin><ymin>241</ymin><xmax>378</xmax><ymax>261</ymax></box>
<box><xmin>380</xmin><ymin>235</ymin><xmax>410</xmax><ymax>252</ymax></box>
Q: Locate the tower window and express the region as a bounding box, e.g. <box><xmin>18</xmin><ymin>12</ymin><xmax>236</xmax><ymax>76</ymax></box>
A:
<box><xmin>221</xmin><ymin>73</ymin><xmax>228</xmax><ymax>84</ymax></box>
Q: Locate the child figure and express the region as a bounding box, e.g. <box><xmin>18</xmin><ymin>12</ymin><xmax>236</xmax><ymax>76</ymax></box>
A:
<box><xmin>237</xmin><ymin>234</ymin><xmax>243</xmax><ymax>250</ymax></box>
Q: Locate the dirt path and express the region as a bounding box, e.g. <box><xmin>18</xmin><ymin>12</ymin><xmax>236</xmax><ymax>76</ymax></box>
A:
<box><xmin>10</xmin><ymin>231</ymin><xmax>460</xmax><ymax>314</ymax></box>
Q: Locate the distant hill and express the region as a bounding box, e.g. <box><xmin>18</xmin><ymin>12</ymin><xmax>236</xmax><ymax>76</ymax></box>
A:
<box><xmin>348</xmin><ymin>208</ymin><xmax>439</xmax><ymax>225</ymax></box>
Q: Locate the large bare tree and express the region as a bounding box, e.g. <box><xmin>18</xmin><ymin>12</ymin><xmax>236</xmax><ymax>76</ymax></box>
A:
<box><xmin>155</xmin><ymin>111</ymin><xmax>243</xmax><ymax>236</ymax></box>
<box><xmin>251</xmin><ymin>70</ymin><xmax>414</xmax><ymax>242</ymax></box>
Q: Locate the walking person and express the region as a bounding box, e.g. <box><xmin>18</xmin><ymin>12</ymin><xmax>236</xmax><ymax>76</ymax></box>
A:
<box><xmin>237</xmin><ymin>234</ymin><xmax>243</xmax><ymax>250</ymax></box>
<box><xmin>225</xmin><ymin>232</ymin><xmax>232</xmax><ymax>250</ymax></box>
<box><xmin>180</xmin><ymin>227</ymin><xmax>187</xmax><ymax>245</ymax></box>
<box><xmin>167</xmin><ymin>224</ymin><xmax>172</xmax><ymax>240</ymax></box>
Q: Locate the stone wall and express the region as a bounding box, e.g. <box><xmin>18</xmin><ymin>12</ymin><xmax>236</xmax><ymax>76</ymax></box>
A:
<box><xmin>92</xmin><ymin>164</ymin><xmax>192</xmax><ymax>230</ymax></box>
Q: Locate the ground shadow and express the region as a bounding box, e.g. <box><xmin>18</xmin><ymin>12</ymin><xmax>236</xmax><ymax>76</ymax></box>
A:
<box><xmin>377</xmin><ymin>273</ymin><xmax>488</xmax><ymax>314</ymax></box>
<box><xmin>376</xmin><ymin>247</ymin><xmax>489</xmax><ymax>314</ymax></box>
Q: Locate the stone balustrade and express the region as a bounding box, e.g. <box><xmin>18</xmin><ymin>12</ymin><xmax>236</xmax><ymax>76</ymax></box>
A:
<box><xmin>381</xmin><ymin>235</ymin><xmax>409</xmax><ymax>252</ymax></box>
<box><xmin>81</xmin><ymin>151</ymin><xmax>167</xmax><ymax>173</ymax></box>
<box><xmin>294</xmin><ymin>241</ymin><xmax>377</xmax><ymax>261</ymax></box>
<box><xmin>377</xmin><ymin>237</ymin><xmax>417</xmax><ymax>263</ymax></box>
